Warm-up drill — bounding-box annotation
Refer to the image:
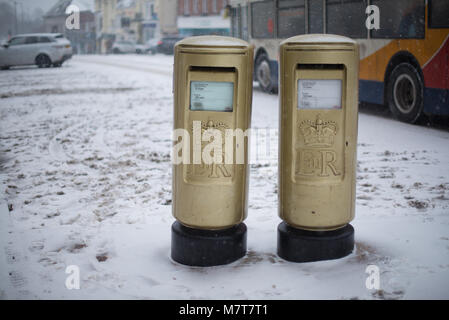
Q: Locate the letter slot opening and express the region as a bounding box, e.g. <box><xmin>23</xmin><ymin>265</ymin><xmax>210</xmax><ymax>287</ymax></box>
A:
<box><xmin>188</xmin><ymin>67</ymin><xmax>237</xmax><ymax>112</ymax></box>
<box><xmin>296</xmin><ymin>64</ymin><xmax>345</xmax><ymax>110</ymax></box>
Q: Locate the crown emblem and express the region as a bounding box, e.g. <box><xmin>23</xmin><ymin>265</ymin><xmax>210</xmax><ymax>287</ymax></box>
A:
<box><xmin>191</xmin><ymin>119</ymin><xmax>229</xmax><ymax>132</ymax></box>
<box><xmin>299</xmin><ymin>114</ymin><xmax>337</xmax><ymax>147</ymax></box>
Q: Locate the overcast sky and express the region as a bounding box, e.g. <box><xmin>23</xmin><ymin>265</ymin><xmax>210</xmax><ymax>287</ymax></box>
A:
<box><xmin>4</xmin><ymin>0</ymin><xmax>59</xmax><ymax>15</ymax></box>
<box><xmin>7</xmin><ymin>0</ymin><xmax>95</xmax><ymax>16</ymax></box>
<box><xmin>26</xmin><ymin>0</ymin><xmax>58</xmax><ymax>13</ymax></box>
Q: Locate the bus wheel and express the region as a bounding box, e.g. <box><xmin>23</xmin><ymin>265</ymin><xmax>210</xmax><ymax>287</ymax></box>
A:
<box><xmin>256</xmin><ymin>53</ymin><xmax>274</xmax><ymax>93</ymax></box>
<box><xmin>387</xmin><ymin>62</ymin><xmax>423</xmax><ymax>124</ymax></box>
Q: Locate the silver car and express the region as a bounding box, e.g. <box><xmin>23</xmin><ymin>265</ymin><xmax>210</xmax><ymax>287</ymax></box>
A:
<box><xmin>111</xmin><ymin>40</ymin><xmax>148</xmax><ymax>54</ymax></box>
<box><xmin>111</xmin><ymin>40</ymin><xmax>136</xmax><ymax>54</ymax></box>
<box><xmin>49</xmin><ymin>33</ymin><xmax>73</xmax><ymax>63</ymax></box>
<box><xmin>0</xmin><ymin>33</ymin><xmax>67</xmax><ymax>69</ymax></box>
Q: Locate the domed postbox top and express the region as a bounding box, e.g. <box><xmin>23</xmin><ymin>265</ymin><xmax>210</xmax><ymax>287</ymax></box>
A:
<box><xmin>176</xmin><ymin>36</ymin><xmax>250</xmax><ymax>48</ymax></box>
<box><xmin>281</xmin><ymin>34</ymin><xmax>357</xmax><ymax>46</ymax></box>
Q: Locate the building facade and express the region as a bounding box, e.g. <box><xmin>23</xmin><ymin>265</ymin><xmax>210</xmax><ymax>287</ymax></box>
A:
<box><xmin>177</xmin><ymin>0</ymin><xmax>231</xmax><ymax>36</ymax></box>
<box><xmin>43</xmin><ymin>0</ymin><xmax>96</xmax><ymax>54</ymax></box>
<box><xmin>159</xmin><ymin>0</ymin><xmax>178</xmax><ymax>35</ymax></box>
<box><xmin>95</xmin><ymin>0</ymin><xmax>178</xmax><ymax>53</ymax></box>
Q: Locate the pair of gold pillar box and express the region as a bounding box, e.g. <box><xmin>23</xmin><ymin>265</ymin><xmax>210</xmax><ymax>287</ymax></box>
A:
<box><xmin>172</xmin><ymin>34</ymin><xmax>359</xmax><ymax>266</ymax></box>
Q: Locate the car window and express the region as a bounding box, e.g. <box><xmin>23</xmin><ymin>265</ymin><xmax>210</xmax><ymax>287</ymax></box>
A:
<box><xmin>39</xmin><ymin>37</ymin><xmax>52</xmax><ymax>43</ymax></box>
<box><xmin>26</xmin><ymin>36</ymin><xmax>39</xmax><ymax>44</ymax></box>
<box><xmin>9</xmin><ymin>37</ymin><xmax>26</xmax><ymax>45</ymax></box>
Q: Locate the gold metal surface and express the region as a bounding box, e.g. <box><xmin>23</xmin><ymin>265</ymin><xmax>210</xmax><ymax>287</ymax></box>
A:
<box><xmin>173</xmin><ymin>36</ymin><xmax>253</xmax><ymax>229</ymax></box>
<box><xmin>279</xmin><ymin>34</ymin><xmax>359</xmax><ymax>231</ymax></box>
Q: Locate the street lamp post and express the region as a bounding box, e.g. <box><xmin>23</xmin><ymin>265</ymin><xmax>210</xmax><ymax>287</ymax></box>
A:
<box><xmin>14</xmin><ymin>1</ymin><xmax>18</xmax><ymax>34</ymax></box>
<box><xmin>11</xmin><ymin>0</ymin><xmax>21</xmax><ymax>34</ymax></box>
<box><xmin>20</xmin><ymin>2</ymin><xmax>24</xmax><ymax>34</ymax></box>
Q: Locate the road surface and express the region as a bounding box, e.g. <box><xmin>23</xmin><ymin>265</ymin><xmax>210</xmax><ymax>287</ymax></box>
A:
<box><xmin>0</xmin><ymin>54</ymin><xmax>448</xmax><ymax>299</ymax></box>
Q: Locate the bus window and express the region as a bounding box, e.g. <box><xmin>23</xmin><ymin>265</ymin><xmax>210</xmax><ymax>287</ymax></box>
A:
<box><xmin>231</xmin><ymin>6</ymin><xmax>242</xmax><ymax>38</ymax></box>
<box><xmin>308</xmin><ymin>0</ymin><xmax>323</xmax><ymax>34</ymax></box>
<box><xmin>371</xmin><ymin>0</ymin><xmax>425</xmax><ymax>39</ymax></box>
<box><xmin>429</xmin><ymin>0</ymin><xmax>449</xmax><ymax>28</ymax></box>
<box><xmin>326</xmin><ymin>0</ymin><xmax>367</xmax><ymax>38</ymax></box>
<box><xmin>251</xmin><ymin>1</ymin><xmax>275</xmax><ymax>39</ymax></box>
<box><xmin>231</xmin><ymin>8</ymin><xmax>236</xmax><ymax>37</ymax></box>
<box><xmin>277</xmin><ymin>0</ymin><xmax>305</xmax><ymax>38</ymax></box>
<box><xmin>231</xmin><ymin>5</ymin><xmax>248</xmax><ymax>40</ymax></box>
<box><xmin>241</xmin><ymin>6</ymin><xmax>249</xmax><ymax>41</ymax></box>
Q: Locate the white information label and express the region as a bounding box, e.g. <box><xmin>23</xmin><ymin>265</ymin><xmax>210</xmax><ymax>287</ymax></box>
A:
<box><xmin>190</xmin><ymin>81</ymin><xmax>234</xmax><ymax>112</ymax></box>
<box><xmin>298</xmin><ymin>79</ymin><xmax>342</xmax><ymax>109</ymax></box>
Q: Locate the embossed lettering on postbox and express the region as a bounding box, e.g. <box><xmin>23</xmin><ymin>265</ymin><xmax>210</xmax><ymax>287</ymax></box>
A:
<box><xmin>186</xmin><ymin>119</ymin><xmax>233</xmax><ymax>183</ymax></box>
<box><xmin>294</xmin><ymin>114</ymin><xmax>343</xmax><ymax>180</ymax></box>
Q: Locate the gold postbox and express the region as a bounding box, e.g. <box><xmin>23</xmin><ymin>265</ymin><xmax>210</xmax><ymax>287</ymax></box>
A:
<box><xmin>278</xmin><ymin>34</ymin><xmax>359</xmax><ymax>262</ymax></box>
<box><xmin>171</xmin><ymin>36</ymin><xmax>253</xmax><ymax>266</ymax></box>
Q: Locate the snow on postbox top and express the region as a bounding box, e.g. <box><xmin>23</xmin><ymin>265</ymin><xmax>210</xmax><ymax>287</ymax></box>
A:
<box><xmin>281</xmin><ymin>34</ymin><xmax>357</xmax><ymax>47</ymax></box>
<box><xmin>175</xmin><ymin>36</ymin><xmax>251</xmax><ymax>53</ymax></box>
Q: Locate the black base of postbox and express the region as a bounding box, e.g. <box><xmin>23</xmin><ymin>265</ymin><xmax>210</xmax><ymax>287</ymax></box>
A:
<box><xmin>171</xmin><ymin>221</ymin><xmax>247</xmax><ymax>267</ymax></box>
<box><xmin>277</xmin><ymin>222</ymin><xmax>354</xmax><ymax>263</ymax></box>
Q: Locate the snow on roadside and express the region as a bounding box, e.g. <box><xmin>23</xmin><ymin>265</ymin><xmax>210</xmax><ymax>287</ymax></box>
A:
<box><xmin>0</xmin><ymin>55</ymin><xmax>448</xmax><ymax>299</ymax></box>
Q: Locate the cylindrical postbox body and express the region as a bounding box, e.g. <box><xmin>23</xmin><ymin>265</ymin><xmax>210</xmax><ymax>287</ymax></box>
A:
<box><xmin>278</xmin><ymin>34</ymin><xmax>359</xmax><ymax>262</ymax></box>
<box><xmin>279</xmin><ymin>34</ymin><xmax>359</xmax><ymax>231</ymax></box>
<box><xmin>173</xmin><ymin>36</ymin><xmax>253</xmax><ymax>229</ymax></box>
<box><xmin>171</xmin><ymin>36</ymin><xmax>253</xmax><ymax>266</ymax></box>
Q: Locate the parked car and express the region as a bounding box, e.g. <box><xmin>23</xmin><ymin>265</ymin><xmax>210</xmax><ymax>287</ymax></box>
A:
<box><xmin>0</xmin><ymin>33</ymin><xmax>67</xmax><ymax>69</ymax></box>
<box><xmin>49</xmin><ymin>33</ymin><xmax>72</xmax><ymax>63</ymax></box>
<box><xmin>157</xmin><ymin>36</ymin><xmax>184</xmax><ymax>55</ymax></box>
<box><xmin>145</xmin><ymin>38</ymin><xmax>159</xmax><ymax>55</ymax></box>
<box><xmin>111</xmin><ymin>40</ymin><xmax>134</xmax><ymax>54</ymax></box>
<box><xmin>111</xmin><ymin>40</ymin><xmax>147</xmax><ymax>54</ymax></box>
<box><xmin>134</xmin><ymin>43</ymin><xmax>148</xmax><ymax>54</ymax></box>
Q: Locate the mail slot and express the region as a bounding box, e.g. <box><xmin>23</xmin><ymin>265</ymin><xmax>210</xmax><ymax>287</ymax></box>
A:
<box><xmin>278</xmin><ymin>34</ymin><xmax>359</xmax><ymax>262</ymax></box>
<box><xmin>171</xmin><ymin>36</ymin><xmax>253</xmax><ymax>266</ymax></box>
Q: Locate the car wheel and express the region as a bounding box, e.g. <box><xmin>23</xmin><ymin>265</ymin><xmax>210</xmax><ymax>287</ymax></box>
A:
<box><xmin>113</xmin><ymin>48</ymin><xmax>120</xmax><ymax>54</ymax></box>
<box><xmin>1</xmin><ymin>66</ymin><xmax>10</xmax><ymax>70</ymax></box>
<box><xmin>151</xmin><ymin>49</ymin><xmax>156</xmax><ymax>55</ymax></box>
<box><xmin>136</xmin><ymin>49</ymin><xmax>142</xmax><ymax>54</ymax></box>
<box><xmin>386</xmin><ymin>62</ymin><xmax>424</xmax><ymax>124</ymax></box>
<box><xmin>36</xmin><ymin>54</ymin><xmax>52</xmax><ymax>68</ymax></box>
<box><xmin>53</xmin><ymin>62</ymin><xmax>62</xmax><ymax>68</ymax></box>
<box><xmin>256</xmin><ymin>53</ymin><xmax>274</xmax><ymax>93</ymax></box>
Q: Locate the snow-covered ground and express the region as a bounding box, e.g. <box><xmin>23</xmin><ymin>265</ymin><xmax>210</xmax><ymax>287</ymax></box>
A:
<box><xmin>0</xmin><ymin>54</ymin><xmax>448</xmax><ymax>300</ymax></box>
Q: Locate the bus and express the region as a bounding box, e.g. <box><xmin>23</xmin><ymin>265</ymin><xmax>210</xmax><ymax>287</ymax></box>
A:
<box><xmin>228</xmin><ymin>0</ymin><xmax>449</xmax><ymax>123</ymax></box>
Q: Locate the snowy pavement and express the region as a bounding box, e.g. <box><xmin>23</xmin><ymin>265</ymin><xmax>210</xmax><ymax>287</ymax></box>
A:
<box><xmin>0</xmin><ymin>54</ymin><xmax>448</xmax><ymax>299</ymax></box>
